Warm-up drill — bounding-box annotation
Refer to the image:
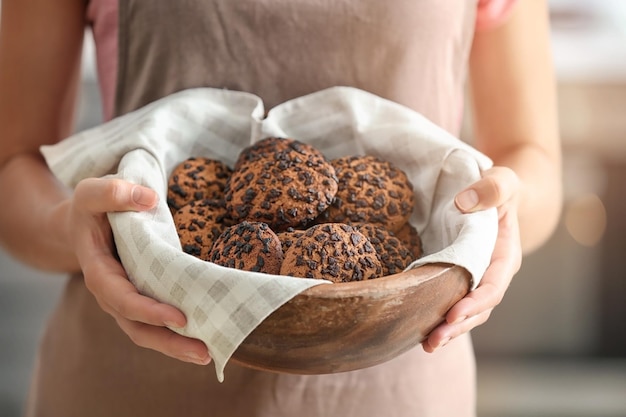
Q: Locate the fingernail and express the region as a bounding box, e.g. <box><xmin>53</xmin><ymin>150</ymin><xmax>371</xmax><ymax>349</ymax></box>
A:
<box><xmin>455</xmin><ymin>189</ymin><xmax>479</xmax><ymax>212</ymax></box>
<box><xmin>437</xmin><ymin>337</ymin><xmax>451</xmax><ymax>349</ymax></box>
<box><xmin>132</xmin><ymin>186</ymin><xmax>157</xmax><ymax>207</ymax></box>
<box><xmin>164</xmin><ymin>320</ymin><xmax>184</xmax><ymax>329</ymax></box>
<box><xmin>185</xmin><ymin>352</ymin><xmax>210</xmax><ymax>365</ymax></box>
<box><xmin>451</xmin><ymin>315</ymin><xmax>467</xmax><ymax>325</ymax></box>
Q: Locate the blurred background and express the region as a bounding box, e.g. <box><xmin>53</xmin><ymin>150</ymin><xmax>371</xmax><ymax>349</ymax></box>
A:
<box><xmin>1</xmin><ymin>1</ymin><xmax>626</xmax><ymax>416</ymax></box>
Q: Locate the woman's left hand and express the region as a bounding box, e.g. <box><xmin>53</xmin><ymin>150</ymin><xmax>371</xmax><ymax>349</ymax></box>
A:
<box><xmin>422</xmin><ymin>166</ymin><xmax>523</xmax><ymax>352</ymax></box>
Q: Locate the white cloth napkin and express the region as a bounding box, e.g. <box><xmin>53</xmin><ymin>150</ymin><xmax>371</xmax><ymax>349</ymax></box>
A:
<box><xmin>40</xmin><ymin>86</ymin><xmax>498</xmax><ymax>381</ymax></box>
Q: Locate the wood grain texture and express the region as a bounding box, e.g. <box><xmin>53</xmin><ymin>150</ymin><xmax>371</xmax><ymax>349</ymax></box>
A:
<box><xmin>231</xmin><ymin>263</ymin><xmax>471</xmax><ymax>374</ymax></box>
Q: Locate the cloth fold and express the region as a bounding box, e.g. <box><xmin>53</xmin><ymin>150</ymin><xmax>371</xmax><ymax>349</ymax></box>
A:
<box><xmin>41</xmin><ymin>86</ymin><xmax>497</xmax><ymax>381</ymax></box>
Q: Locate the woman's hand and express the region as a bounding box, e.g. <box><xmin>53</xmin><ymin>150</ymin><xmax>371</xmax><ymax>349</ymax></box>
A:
<box><xmin>422</xmin><ymin>166</ymin><xmax>522</xmax><ymax>352</ymax></box>
<box><xmin>67</xmin><ymin>177</ymin><xmax>212</xmax><ymax>365</ymax></box>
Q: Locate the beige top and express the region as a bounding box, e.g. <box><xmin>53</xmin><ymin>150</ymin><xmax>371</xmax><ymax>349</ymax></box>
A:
<box><xmin>27</xmin><ymin>1</ymin><xmax>488</xmax><ymax>416</ymax></box>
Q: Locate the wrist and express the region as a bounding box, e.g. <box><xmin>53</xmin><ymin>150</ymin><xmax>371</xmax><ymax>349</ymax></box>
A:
<box><xmin>43</xmin><ymin>198</ymin><xmax>81</xmax><ymax>272</ymax></box>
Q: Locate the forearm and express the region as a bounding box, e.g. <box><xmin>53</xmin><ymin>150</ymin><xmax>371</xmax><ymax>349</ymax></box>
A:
<box><xmin>0</xmin><ymin>0</ymin><xmax>88</xmax><ymax>272</ymax></box>
<box><xmin>469</xmin><ymin>0</ymin><xmax>562</xmax><ymax>254</ymax></box>
<box><xmin>0</xmin><ymin>152</ymin><xmax>80</xmax><ymax>272</ymax></box>
<box><xmin>491</xmin><ymin>143</ymin><xmax>562</xmax><ymax>254</ymax></box>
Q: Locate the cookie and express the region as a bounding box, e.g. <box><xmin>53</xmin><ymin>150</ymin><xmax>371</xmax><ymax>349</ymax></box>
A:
<box><xmin>173</xmin><ymin>199</ymin><xmax>229</xmax><ymax>261</ymax></box>
<box><xmin>318</xmin><ymin>155</ymin><xmax>414</xmax><ymax>233</ymax></box>
<box><xmin>167</xmin><ymin>157</ymin><xmax>233</xmax><ymax>211</ymax></box>
<box><xmin>355</xmin><ymin>224</ymin><xmax>414</xmax><ymax>276</ymax></box>
<box><xmin>394</xmin><ymin>222</ymin><xmax>424</xmax><ymax>260</ymax></box>
<box><xmin>276</xmin><ymin>228</ymin><xmax>307</xmax><ymax>251</ymax></box>
<box><xmin>232</xmin><ymin>135</ymin><xmax>293</xmax><ymax>171</ymax></box>
<box><xmin>280</xmin><ymin>223</ymin><xmax>382</xmax><ymax>282</ymax></box>
<box><xmin>207</xmin><ymin>221</ymin><xmax>283</xmax><ymax>274</ymax></box>
<box><xmin>225</xmin><ymin>137</ymin><xmax>338</xmax><ymax>231</ymax></box>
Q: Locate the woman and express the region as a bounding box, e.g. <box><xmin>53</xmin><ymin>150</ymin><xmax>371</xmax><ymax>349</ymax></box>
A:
<box><xmin>0</xmin><ymin>0</ymin><xmax>561</xmax><ymax>415</ymax></box>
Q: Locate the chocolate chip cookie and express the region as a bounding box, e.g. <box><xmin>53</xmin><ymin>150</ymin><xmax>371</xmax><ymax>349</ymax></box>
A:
<box><xmin>355</xmin><ymin>224</ymin><xmax>414</xmax><ymax>276</ymax></box>
<box><xmin>173</xmin><ymin>198</ymin><xmax>229</xmax><ymax>261</ymax></box>
<box><xmin>224</xmin><ymin>137</ymin><xmax>338</xmax><ymax>231</ymax></box>
<box><xmin>318</xmin><ymin>155</ymin><xmax>414</xmax><ymax>233</ymax></box>
<box><xmin>276</xmin><ymin>228</ymin><xmax>306</xmax><ymax>251</ymax></box>
<box><xmin>394</xmin><ymin>222</ymin><xmax>424</xmax><ymax>260</ymax></box>
<box><xmin>167</xmin><ymin>157</ymin><xmax>233</xmax><ymax>211</ymax></box>
<box><xmin>207</xmin><ymin>221</ymin><xmax>283</xmax><ymax>274</ymax></box>
<box><xmin>280</xmin><ymin>223</ymin><xmax>382</xmax><ymax>282</ymax></box>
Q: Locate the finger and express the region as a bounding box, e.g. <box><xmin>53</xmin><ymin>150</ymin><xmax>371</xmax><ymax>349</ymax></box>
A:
<box><xmin>446</xmin><ymin>206</ymin><xmax>521</xmax><ymax>323</ymax></box>
<box><xmin>116</xmin><ymin>317</ymin><xmax>211</xmax><ymax>365</ymax></box>
<box><xmin>82</xmin><ymin>252</ymin><xmax>187</xmax><ymax>328</ymax></box>
<box><xmin>446</xmin><ymin>243</ymin><xmax>517</xmax><ymax>322</ymax></box>
<box><xmin>445</xmin><ymin>279</ymin><xmax>504</xmax><ymax>325</ymax></box>
<box><xmin>74</xmin><ymin>177</ymin><xmax>158</xmax><ymax>213</ymax></box>
<box><xmin>455</xmin><ymin>166</ymin><xmax>519</xmax><ymax>212</ymax></box>
<box><xmin>444</xmin><ymin>242</ymin><xmax>518</xmax><ymax>324</ymax></box>
<box><xmin>422</xmin><ymin>309</ymin><xmax>493</xmax><ymax>353</ymax></box>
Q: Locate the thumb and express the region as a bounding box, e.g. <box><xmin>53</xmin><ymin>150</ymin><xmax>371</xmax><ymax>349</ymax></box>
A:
<box><xmin>454</xmin><ymin>167</ymin><xmax>519</xmax><ymax>213</ymax></box>
<box><xmin>74</xmin><ymin>178</ymin><xmax>159</xmax><ymax>213</ymax></box>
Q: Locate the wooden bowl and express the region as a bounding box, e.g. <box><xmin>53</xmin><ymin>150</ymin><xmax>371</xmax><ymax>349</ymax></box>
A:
<box><xmin>231</xmin><ymin>262</ymin><xmax>471</xmax><ymax>374</ymax></box>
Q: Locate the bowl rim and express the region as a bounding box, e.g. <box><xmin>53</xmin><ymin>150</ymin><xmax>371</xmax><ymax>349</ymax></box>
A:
<box><xmin>294</xmin><ymin>262</ymin><xmax>468</xmax><ymax>299</ymax></box>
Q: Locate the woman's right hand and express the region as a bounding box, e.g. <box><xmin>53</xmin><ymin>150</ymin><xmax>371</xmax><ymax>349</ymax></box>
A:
<box><xmin>67</xmin><ymin>177</ymin><xmax>212</xmax><ymax>365</ymax></box>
